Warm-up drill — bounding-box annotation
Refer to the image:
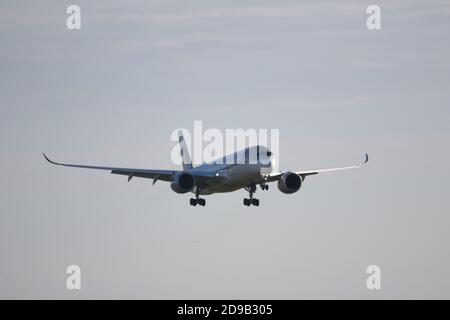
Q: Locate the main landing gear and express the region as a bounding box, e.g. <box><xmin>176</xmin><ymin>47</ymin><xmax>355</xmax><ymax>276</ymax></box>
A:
<box><xmin>190</xmin><ymin>198</ymin><xmax>205</xmax><ymax>206</ymax></box>
<box><xmin>190</xmin><ymin>188</ymin><xmax>205</xmax><ymax>206</ymax></box>
<box><xmin>243</xmin><ymin>183</ymin><xmax>259</xmax><ymax>206</ymax></box>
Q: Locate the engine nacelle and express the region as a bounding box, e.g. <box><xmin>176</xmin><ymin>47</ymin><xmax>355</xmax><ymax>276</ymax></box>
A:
<box><xmin>277</xmin><ymin>172</ymin><xmax>302</xmax><ymax>194</ymax></box>
<box><xmin>170</xmin><ymin>172</ymin><xmax>195</xmax><ymax>194</ymax></box>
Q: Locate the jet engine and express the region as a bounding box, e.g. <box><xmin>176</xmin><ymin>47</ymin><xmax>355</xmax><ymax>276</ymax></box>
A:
<box><xmin>170</xmin><ymin>172</ymin><xmax>195</xmax><ymax>193</ymax></box>
<box><xmin>277</xmin><ymin>172</ymin><xmax>302</xmax><ymax>194</ymax></box>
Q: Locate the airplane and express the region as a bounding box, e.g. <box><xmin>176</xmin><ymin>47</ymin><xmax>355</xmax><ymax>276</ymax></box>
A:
<box><xmin>43</xmin><ymin>131</ymin><xmax>368</xmax><ymax>207</ymax></box>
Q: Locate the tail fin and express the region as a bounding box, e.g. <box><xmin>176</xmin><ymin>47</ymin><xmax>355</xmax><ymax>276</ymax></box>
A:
<box><xmin>178</xmin><ymin>130</ymin><xmax>193</xmax><ymax>171</ymax></box>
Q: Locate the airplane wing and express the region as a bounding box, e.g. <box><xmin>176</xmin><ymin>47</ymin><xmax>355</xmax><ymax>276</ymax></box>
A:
<box><xmin>43</xmin><ymin>153</ymin><xmax>178</xmax><ymax>182</ymax></box>
<box><xmin>264</xmin><ymin>153</ymin><xmax>369</xmax><ymax>182</ymax></box>
<box><xmin>43</xmin><ymin>153</ymin><xmax>220</xmax><ymax>183</ymax></box>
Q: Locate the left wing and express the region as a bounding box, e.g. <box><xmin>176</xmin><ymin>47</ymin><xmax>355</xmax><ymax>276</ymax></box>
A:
<box><xmin>264</xmin><ymin>153</ymin><xmax>368</xmax><ymax>182</ymax></box>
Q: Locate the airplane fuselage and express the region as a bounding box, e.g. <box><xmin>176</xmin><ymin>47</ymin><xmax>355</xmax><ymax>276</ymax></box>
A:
<box><xmin>191</xmin><ymin>162</ymin><xmax>270</xmax><ymax>195</ymax></box>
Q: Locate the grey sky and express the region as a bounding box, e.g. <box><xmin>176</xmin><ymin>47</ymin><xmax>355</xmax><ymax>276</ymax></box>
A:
<box><xmin>1</xmin><ymin>0</ymin><xmax>450</xmax><ymax>299</ymax></box>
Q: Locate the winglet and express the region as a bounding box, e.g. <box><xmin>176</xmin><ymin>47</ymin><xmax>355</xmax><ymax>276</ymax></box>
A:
<box><xmin>363</xmin><ymin>153</ymin><xmax>369</xmax><ymax>165</ymax></box>
<box><xmin>43</xmin><ymin>153</ymin><xmax>62</xmax><ymax>166</ymax></box>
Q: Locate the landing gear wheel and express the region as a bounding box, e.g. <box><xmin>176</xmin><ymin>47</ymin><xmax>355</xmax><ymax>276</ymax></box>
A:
<box><xmin>190</xmin><ymin>198</ymin><xmax>197</xmax><ymax>206</ymax></box>
<box><xmin>252</xmin><ymin>198</ymin><xmax>260</xmax><ymax>206</ymax></box>
<box><xmin>243</xmin><ymin>198</ymin><xmax>251</xmax><ymax>206</ymax></box>
<box><xmin>198</xmin><ymin>198</ymin><xmax>206</xmax><ymax>206</ymax></box>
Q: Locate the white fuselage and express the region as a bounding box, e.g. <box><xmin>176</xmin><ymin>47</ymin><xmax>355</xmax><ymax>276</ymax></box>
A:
<box><xmin>188</xmin><ymin>146</ymin><xmax>273</xmax><ymax>195</ymax></box>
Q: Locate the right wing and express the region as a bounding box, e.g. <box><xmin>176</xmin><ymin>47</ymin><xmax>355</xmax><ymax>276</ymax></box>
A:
<box><xmin>43</xmin><ymin>153</ymin><xmax>220</xmax><ymax>183</ymax></box>
<box><xmin>43</xmin><ymin>153</ymin><xmax>177</xmax><ymax>182</ymax></box>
